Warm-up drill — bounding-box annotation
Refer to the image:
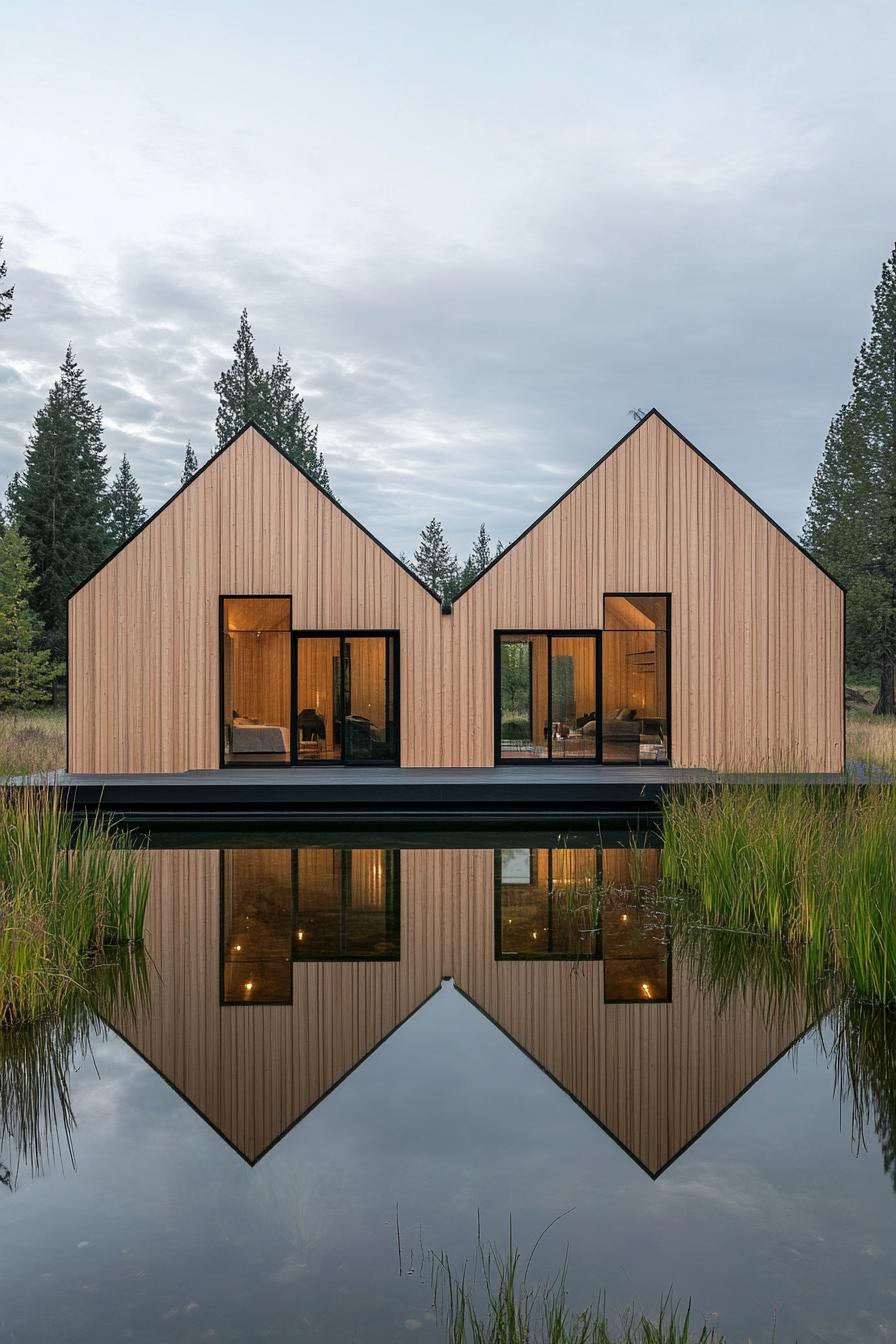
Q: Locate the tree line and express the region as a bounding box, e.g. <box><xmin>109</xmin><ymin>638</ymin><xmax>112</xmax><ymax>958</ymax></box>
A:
<box><xmin>802</xmin><ymin>240</ymin><xmax>896</xmax><ymax>714</ymax></box>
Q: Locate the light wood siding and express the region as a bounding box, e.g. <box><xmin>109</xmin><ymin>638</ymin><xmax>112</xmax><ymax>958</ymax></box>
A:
<box><xmin>112</xmin><ymin>846</ymin><xmax>810</xmax><ymax>1171</ymax></box>
<box><xmin>70</xmin><ymin>416</ymin><xmax>844</xmax><ymax>773</ymax></box>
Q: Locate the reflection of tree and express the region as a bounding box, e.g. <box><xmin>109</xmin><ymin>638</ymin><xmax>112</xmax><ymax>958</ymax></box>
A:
<box><xmin>0</xmin><ymin>947</ymin><xmax>148</xmax><ymax>1189</ymax></box>
<box><xmin>828</xmin><ymin>998</ymin><xmax>896</xmax><ymax>1192</ymax></box>
<box><xmin>671</xmin><ymin>890</ymin><xmax>896</xmax><ymax>1189</ymax></box>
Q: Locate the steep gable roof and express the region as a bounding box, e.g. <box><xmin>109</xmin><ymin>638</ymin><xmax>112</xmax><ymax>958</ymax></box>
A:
<box><xmin>68</xmin><ymin>420</ymin><xmax>443</xmax><ymax>604</ymax></box>
<box><xmin>451</xmin><ymin>408</ymin><xmax>843</xmax><ymax>602</ymax></box>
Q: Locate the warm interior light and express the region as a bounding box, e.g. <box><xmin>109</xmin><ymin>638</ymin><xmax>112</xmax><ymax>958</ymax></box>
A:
<box><xmin>245</xmin><ymin>981</ymin><xmax>253</xmax><ymax>991</ymax></box>
<box><xmin>641</xmin><ymin>982</ymin><xmax>652</xmax><ymax>999</ymax></box>
<box><xmin>297</xmin><ymin>929</ymin><xmax>304</xmax><ymax>941</ymax></box>
<box><xmin>234</xmin><ymin>944</ymin><xmax>242</xmax><ymax>951</ymax></box>
<box><xmin>621</xmin><ymin>914</ymin><xmax>628</xmax><ymax>922</ymax></box>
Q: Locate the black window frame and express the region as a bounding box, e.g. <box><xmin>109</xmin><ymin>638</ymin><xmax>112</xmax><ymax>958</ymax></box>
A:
<box><xmin>293</xmin><ymin>629</ymin><xmax>400</xmax><ymax>768</ymax></box>
<box><xmin>493</xmin><ymin>629</ymin><xmax>602</xmax><ymax>766</ymax></box>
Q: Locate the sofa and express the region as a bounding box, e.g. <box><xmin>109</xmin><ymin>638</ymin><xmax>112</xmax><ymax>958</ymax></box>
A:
<box><xmin>601</xmin><ymin>708</ymin><xmax>640</xmax><ymax>742</ymax></box>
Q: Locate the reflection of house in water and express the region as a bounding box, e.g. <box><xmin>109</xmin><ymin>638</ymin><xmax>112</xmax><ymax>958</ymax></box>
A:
<box><xmin>114</xmin><ymin>846</ymin><xmax>808</xmax><ymax>1175</ymax></box>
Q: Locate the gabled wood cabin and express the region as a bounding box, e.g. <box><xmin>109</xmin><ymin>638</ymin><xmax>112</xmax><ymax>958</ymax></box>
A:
<box><xmin>68</xmin><ymin>411</ymin><xmax>844</xmax><ymax>775</ymax></box>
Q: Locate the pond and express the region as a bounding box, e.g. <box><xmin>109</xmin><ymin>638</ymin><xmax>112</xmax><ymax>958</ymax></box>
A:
<box><xmin>2</xmin><ymin>828</ymin><xmax>896</xmax><ymax>1343</ymax></box>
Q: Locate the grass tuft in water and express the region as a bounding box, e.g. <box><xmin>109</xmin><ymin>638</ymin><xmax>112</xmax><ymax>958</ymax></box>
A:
<box><xmin>662</xmin><ymin>780</ymin><xmax>896</xmax><ymax>1006</ymax></box>
<box><xmin>432</xmin><ymin>1229</ymin><xmax>724</xmax><ymax>1343</ymax></box>
<box><xmin>0</xmin><ymin>787</ymin><xmax>149</xmax><ymax>1026</ymax></box>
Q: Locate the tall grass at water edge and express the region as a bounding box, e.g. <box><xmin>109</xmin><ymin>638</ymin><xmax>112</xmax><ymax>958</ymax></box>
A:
<box><xmin>661</xmin><ymin>780</ymin><xmax>896</xmax><ymax>1006</ymax></box>
<box><xmin>0</xmin><ymin>786</ymin><xmax>149</xmax><ymax>1026</ymax></box>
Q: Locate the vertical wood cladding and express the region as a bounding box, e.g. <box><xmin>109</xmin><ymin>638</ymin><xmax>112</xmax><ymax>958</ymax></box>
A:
<box><xmin>69</xmin><ymin>416</ymin><xmax>844</xmax><ymax>773</ymax></box>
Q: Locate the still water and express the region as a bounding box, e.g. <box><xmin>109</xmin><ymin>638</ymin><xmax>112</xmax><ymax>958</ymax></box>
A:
<box><xmin>3</xmin><ymin>830</ymin><xmax>896</xmax><ymax>1343</ymax></box>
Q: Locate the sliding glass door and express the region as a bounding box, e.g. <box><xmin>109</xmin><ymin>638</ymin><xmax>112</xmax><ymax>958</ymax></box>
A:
<box><xmin>294</xmin><ymin>632</ymin><xmax>398</xmax><ymax>765</ymax></box>
<box><xmin>496</xmin><ymin>632</ymin><xmax>599</xmax><ymax>763</ymax></box>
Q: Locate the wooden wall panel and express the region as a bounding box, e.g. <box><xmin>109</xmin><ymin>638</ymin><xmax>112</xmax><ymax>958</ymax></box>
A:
<box><xmin>70</xmin><ymin>418</ymin><xmax>844</xmax><ymax>773</ymax></box>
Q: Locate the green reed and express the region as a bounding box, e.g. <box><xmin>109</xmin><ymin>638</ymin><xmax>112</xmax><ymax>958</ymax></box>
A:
<box><xmin>431</xmin><ymin>1231</ymin><xmax>724</xmax><ymax>1343</ymax></box>
<box><xmin>661</xmin><ymin>780</ymin><xmax>896</xmax><ymax>1007</ymax></box>
<box><xmin>0</xmin><ymin>786</ymin><xmax>149</xmax><ymax>1026</ymax></box>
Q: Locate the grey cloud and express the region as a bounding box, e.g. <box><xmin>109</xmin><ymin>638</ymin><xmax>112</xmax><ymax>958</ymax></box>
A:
<box><xmin>3</xmin><ymin>2</ymin><xmax>896</xmax><ymax>559</ymax></box>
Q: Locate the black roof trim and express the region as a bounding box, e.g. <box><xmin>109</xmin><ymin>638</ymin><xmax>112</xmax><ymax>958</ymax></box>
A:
<box><xmin>451</xmin><ymin>408</ymin><xmax>844</xmax><ymax>601</ymax></box>
<box><xmin>68</xmin><ymin>420</ymin><xmax>442</xmax><ymax>604</ymax></box>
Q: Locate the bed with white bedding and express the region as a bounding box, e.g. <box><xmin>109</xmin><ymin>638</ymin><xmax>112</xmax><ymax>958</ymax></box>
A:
<box><xmin>228</xmin><ymin>720</ymin><xmax>289</xmax><ymax>754</ymax></box>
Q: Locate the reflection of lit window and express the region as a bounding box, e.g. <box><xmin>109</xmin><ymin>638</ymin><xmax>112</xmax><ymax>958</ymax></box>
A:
<box><xmin>496</xmin><ymin>848</ymin><xmax>599</xmax><ymax>959</ymax></box>
<box><xmin>294</xmin><ymin>849</ymin><xmax>400</xmax><ymax>961</ymax></box>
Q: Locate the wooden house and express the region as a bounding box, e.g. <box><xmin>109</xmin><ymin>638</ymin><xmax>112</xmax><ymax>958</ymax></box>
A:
<box><xmin>68</xmin><ymin>411</ymin><xmax>844</xmax><ymax>774</ymax></box>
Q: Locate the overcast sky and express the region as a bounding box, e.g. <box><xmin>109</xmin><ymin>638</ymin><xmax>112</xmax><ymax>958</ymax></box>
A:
<box><xmin>3</xmin><ymin>0</ymin><xmax>896</xmax><ymax>559</ymax></box>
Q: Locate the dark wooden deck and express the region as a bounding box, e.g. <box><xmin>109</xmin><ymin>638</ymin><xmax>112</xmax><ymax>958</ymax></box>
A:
<box><xmin>22</xmin><ymin>765</ymin><xmax>848</xmax><ymax>824</ymax></box>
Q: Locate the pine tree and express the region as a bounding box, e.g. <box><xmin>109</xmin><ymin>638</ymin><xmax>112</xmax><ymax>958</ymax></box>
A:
<box><xmin>469</xmin><ymin>523</ymin><xmax>493</xmax><ymax>573</ymax></box>
<box><xmin>0</xmin><ymin>237</ymin><xmax>12</xmax><ymax>322</ymax></box>
<box><xmin>266</xmin><ymin>349</ymin><xmax>331</xmax><ymax>491</ymax></box>
<box><xmin>442</xmin><ymin>553</ymin><xmax>462</xmax><ymax>603</ymax></box>
<box><xmin>7</xmin><ymin>346</ymin><xmax>111</xmax><ymax>661</ymax></box>
<box><xmin>108</xmin><ymin>455</ymin><xmax>147</xmax><ymax>547</ymax></box>
<box><xmin>213</xmin><ymin>309</ymin><xmax>271</xmax><ymax>450</ymax></box>
<box><xmin>412</xmin><ymin>518</ymin><xmax>458</xmax><ymax>598</ymax></box>
<box><xmin>0</xmin><ymin>527</ymin><xmax>58</xmax><ymax>710</ymax></box>
<box><xmin>181</xmin><ymin>440</ymin><xmax>198</xmax><ymax>484</ymax></box>
<box><xmin>457</xmin><ymin>555</ymin><xmax>478</xmax><ymax>591</ymax></box>
<box><xmin>802</xmin><ymin>241</ymin><xmax>896</xmax><ymax>712</ymax></box>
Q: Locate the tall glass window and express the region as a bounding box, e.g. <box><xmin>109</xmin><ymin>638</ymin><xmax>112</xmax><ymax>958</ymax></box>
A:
<box><xmin>343</xmin><ymin>636</ymin><xmax>397</xmax><ymax>763</ymax></box>
<box><xmin>551</xmin><ymin>636</ymin><xmax>599</xmax><ymax>760</ymax></box>
<box><xmin>498</xmin><ymin>635</ymin><xmax>548</xmax><ymax>759</ymax></box>
<box><xmin>601</xmin><ymin>596</ymin><xmax>669</xmax><ymax>765</ymax></box>
<box><xmin>296</xmin><ymin>636</ymin><xmax>342</xmax><ymax>761</ymax></box>
<box><xmin>222</xmin><ymin>598</ymin><xmax>291</xmax><ymax>766</ymax></box>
